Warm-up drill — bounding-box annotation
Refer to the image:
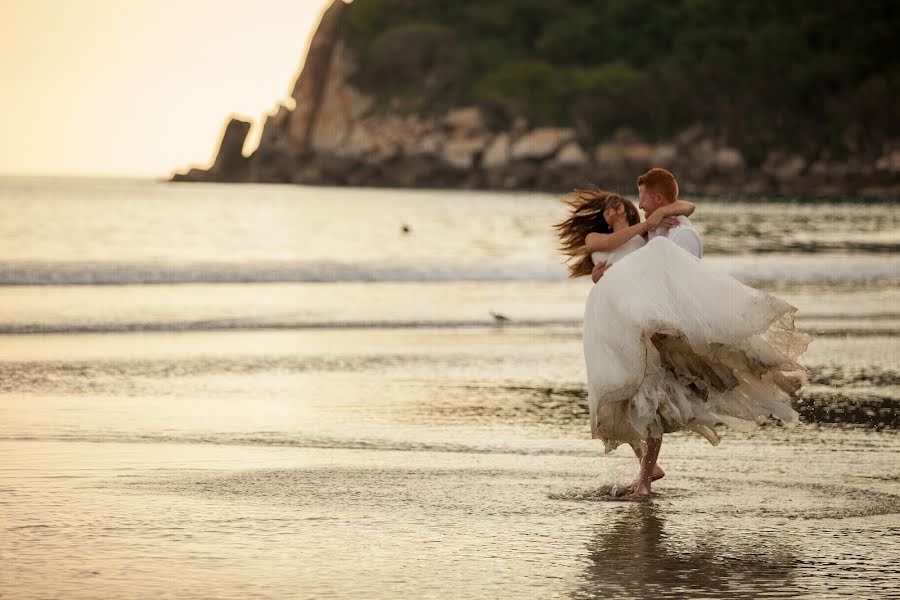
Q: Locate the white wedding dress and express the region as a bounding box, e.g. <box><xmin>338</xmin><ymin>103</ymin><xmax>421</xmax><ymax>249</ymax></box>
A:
<box><xmin>583</xmin><ymin>236</ymin><xmax>810</xmax><ymax>452</ymax></box>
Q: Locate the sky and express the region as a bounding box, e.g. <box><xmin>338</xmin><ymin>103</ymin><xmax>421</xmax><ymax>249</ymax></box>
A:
<box><xmin>1</xmin><ymin>0</ymin><xmax>332</xmax><ymax>177</ymax></box>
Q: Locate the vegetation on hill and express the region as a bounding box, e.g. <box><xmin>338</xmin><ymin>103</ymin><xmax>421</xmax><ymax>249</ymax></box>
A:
<box><xmin>343</xmin><ymin>0</ymin><xmax>899</xmax><ymax>164</ymax></box>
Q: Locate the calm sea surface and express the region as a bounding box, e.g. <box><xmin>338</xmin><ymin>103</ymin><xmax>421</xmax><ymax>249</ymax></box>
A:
<box><xmin>1</xmin><ymin>177</ymin><xmax>898</xmax><ymax>599</ymax></box>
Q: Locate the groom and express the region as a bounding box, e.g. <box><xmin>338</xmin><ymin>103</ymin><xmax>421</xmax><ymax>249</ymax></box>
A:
<box><xmin>592</xmin><ymin>167</ymin><xmax>704</xmax><ymax>496</ymax></box>
<box><xmin>637</xmin><ymin>168</ymin><xmax>703</xmax><ymax>258</ymax></box>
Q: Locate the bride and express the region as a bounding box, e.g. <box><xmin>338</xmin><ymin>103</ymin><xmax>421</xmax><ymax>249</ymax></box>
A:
<box><xmin>556</xmin><ymin>182</ymin><xmax>810</xmax><ymax>498</ymax></box>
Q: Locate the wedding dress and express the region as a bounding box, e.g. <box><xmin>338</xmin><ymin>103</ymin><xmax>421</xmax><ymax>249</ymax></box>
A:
<box><xmin>583</xmin><ymin>235</ymin><xmax>810</xmax><ymax>452</ymax></box>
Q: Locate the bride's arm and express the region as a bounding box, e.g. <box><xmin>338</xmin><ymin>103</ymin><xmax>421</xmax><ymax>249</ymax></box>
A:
<box><xmin>645</xmin><ymin>200</ymin><xmax>695</xmax><ymax>229</ymax></box>
<box><xmin>584</xmin><ymin>221</ymin><xmax>650</xmax><ymax>252</ymax></box>
<box><xmin>656</xmin><ymin>200</ymin><xmax>695</xmax><ymax>219</ymax></box>
<box><xmin>584</xmin><ymin>201</ymin><xmax>693</xmax><ymax>253</ymax></box>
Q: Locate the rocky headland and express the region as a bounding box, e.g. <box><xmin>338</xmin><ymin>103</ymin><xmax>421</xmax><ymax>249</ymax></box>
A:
<box><xmin>172</xmin><ymin>0</ymin><xmax>900</xmax><ymax>197</ymax></box>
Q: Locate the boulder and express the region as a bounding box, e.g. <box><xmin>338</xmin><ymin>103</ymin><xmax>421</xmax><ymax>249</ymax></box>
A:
<box><xmin>595</xmin><ymin>140</ymin><xmax>653</xmax><ymax>166</ymax></box>
<box><xmin>442</xmin><ymin>107</ymin><xmax>485</xmax><ymax>135</ymax></box>
<box><xmin>408</xmin><ymin>132</ymin><xmax>444</xmax><ymax>158</ymax></box>
<box><xmin>441</xmin><ymin>137</ymin><xmax>486</xmax><ymax>170</ymax></box>
<box><xmin>875</xmin><ymin>149</ymin><xmax>900</xmax><ymax>173</ymax></box>
<box><xmin>594</xmin><ymin>141</ymin><xmax>655</xmax><ymax>169</ymax></box>
<box><xmin>767</xmin><ymin>154</ymin><xmax>807</xmax><ymax>181</ymax></box>
<box><xmin>594</xmin><ymin>142</ymin><xmax>624</xmax><ymax>166</ymax></box>
<box><xmin>482</xmin><ymin>133</ymin><xmax>511</xmax><ymax>170</ymax></box>
<box><xmin>651</xmin><ymin>144</ymin><xmax>678</xmax><ymax>166</ymax></box>
<box><xmin>552</xmin><ymin>142</ymin><xmax>590</xmax><ymax>167</ymax></box>
<box><xmin>713</xmin><ymin>147</ymin><xmax>745</xmax><ymax>171</ymax></box>
<box><xmin>622</xmin><ymin>143</ymin><xmax>654</xmax><ymax>166</ymax></box>
<box><xmin>510</xmin><ymin>127</ymin><xmax>576</xmax><ymax>160</ymax></box>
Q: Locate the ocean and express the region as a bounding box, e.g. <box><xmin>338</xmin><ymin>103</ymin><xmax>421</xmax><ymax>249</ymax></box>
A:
<box><xmin>1</xmin><ymin>177</ymin><xmax>898</xmax><ymax>598</ymax></box>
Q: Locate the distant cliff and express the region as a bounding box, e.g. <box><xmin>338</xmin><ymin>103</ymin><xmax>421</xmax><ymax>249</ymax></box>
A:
<box><xmin>173</xmin><ymin>0</ymin><xmax>900</xmax><ymax>197</ymax></box>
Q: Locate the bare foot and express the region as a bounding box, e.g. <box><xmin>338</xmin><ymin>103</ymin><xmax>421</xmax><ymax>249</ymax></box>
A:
<box><xmin>625</xmin><ymin>464</ymin><xmax>665</xmax><ymax>493</ymax></box>
<box><xmin>630</xmin><ymin>481</ymin><xmax>651</xmax><ymax>497</ymax></box>
<box><xmin>629</xmin><ymin>436</ymin><xmax>664</xmax><ymax>498</ymax></box>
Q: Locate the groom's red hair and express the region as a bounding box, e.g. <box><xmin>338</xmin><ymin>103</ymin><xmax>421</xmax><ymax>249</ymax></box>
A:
<box><xmin>637</xmin><ymin>168</ymin><xmax>679</xmax><ymax>203</ymax></box>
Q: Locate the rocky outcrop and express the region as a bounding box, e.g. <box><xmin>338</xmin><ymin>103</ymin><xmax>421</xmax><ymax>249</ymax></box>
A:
<box><xmin>171</xmin><ymin>0</ymin><xmax>900</xmax><ymax>198</ymax></box>
<box><xmin>286</xmin><ymin>0</ymin><xmax>349</xmax><ymax>153</ymax></box>
<box><xmin>173</xmin><ymin>117</ymin><xmax>251</xmax><ymax>182</ymax></box>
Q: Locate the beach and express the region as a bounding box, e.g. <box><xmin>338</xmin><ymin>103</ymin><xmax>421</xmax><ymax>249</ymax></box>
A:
<box><xmin>1</xmin><ymin>178</ymin><xmax>899</xmax><ymax>598</ymax></box>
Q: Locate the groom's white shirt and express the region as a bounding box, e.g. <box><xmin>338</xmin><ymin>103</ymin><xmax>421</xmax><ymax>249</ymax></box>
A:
<box><xmin>649</xmin><ymin>216</ymin><xmax>703</xmax><ymax>259</ymax></box>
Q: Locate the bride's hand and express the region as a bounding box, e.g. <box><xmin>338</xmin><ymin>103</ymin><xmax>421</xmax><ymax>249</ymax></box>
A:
<box><xmin>660</xmin><ymin>216</ymin><xmax>679</xmax><ymax>228</ymax></box>
<box><xmin>592</xmin><ymin>260</ymin><xmax>611</xmax><ymax>283</ymax></box>
<box><xmin>645</xmin><ymin>211</ymin><xmax>680</xmax><ymax>230</ymax></box>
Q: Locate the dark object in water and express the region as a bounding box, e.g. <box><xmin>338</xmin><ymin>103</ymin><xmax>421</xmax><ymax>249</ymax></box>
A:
<box><xmin>490</xmin><ymin>310</ymin><xmax>511</xmax><ymax>323</ymax></box>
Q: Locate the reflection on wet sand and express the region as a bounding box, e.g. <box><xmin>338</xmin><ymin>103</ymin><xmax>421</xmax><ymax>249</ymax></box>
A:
<box><xmin>572</xmin><ymin>503</ymin><xmax>798</xmax><ymax>599</ymax></box>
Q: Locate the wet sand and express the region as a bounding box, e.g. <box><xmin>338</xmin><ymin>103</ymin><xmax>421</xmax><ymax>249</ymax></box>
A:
<box><xmin>2</xmin><ymin>327</ymin><xmax>899</xmax><ymax>599</ymax></box>
<box><xmin>4</xmin><ymin>433</ymin><xmax>899</xmax><ymax>599</ymax></box>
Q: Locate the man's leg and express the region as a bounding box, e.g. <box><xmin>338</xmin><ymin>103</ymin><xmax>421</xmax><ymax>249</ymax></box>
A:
<box><xmin>628</xmin><ymin>442</ymin><xmax>665</xmax><ymax>491</ymax></box>
<box><xmin>631</xmin><ymin>435</ymin><xmax>663</xmax><ymax>497</ymax></box>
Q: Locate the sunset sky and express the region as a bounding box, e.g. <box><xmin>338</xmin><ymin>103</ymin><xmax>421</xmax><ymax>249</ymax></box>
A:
<box><xmin>1</xmin><ymin>0</ymin><xmax>332</xmax><ymax>177</ymax></box>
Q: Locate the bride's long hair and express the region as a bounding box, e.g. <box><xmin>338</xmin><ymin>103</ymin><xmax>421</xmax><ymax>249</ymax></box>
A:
<box><xmin>554</xmin><ymin>186</ymin><xmax>641</xmax><ymax>277</ymax></box>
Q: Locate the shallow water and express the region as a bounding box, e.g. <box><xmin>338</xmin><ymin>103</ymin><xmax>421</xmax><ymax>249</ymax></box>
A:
<box><xmin>1</xmin><ymin>178</ymin><xmax>898</xmax><ymax>598</ymax></box>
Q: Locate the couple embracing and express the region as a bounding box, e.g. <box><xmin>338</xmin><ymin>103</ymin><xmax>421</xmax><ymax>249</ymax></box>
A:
<box><xmin>557</xmin><ymin>168</ymin><xmax>810</xmax><ymax>498</ymax></box>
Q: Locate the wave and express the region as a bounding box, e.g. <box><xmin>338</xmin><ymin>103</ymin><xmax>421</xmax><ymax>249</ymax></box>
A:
<box><xmin>0</xmin><ymin>262</ymin><xmax>564</xmax><ymax>285</ymax></box>
<box><xmin>0</xmin><ymin>318</ymin><xmax>583</xmax><ymax>335</ymax></box>
<box><xmin>0</xmin><ymin>432</ymin><xmax>597</xmax><ymax>458</ymax></box>
<box><xmin>713</xmin><ymin>258</ymin><xmax>900</xmax><ymax>284</ymax></box>
<box><xmin>1</xmin><ymin>315</ymin><xmax>897</xmax><ymax>335</ymax></box>
<box><xmin>0</xmin><ymin>257</ymin><xmax>897</xmax><ymax>286</ymax></box>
